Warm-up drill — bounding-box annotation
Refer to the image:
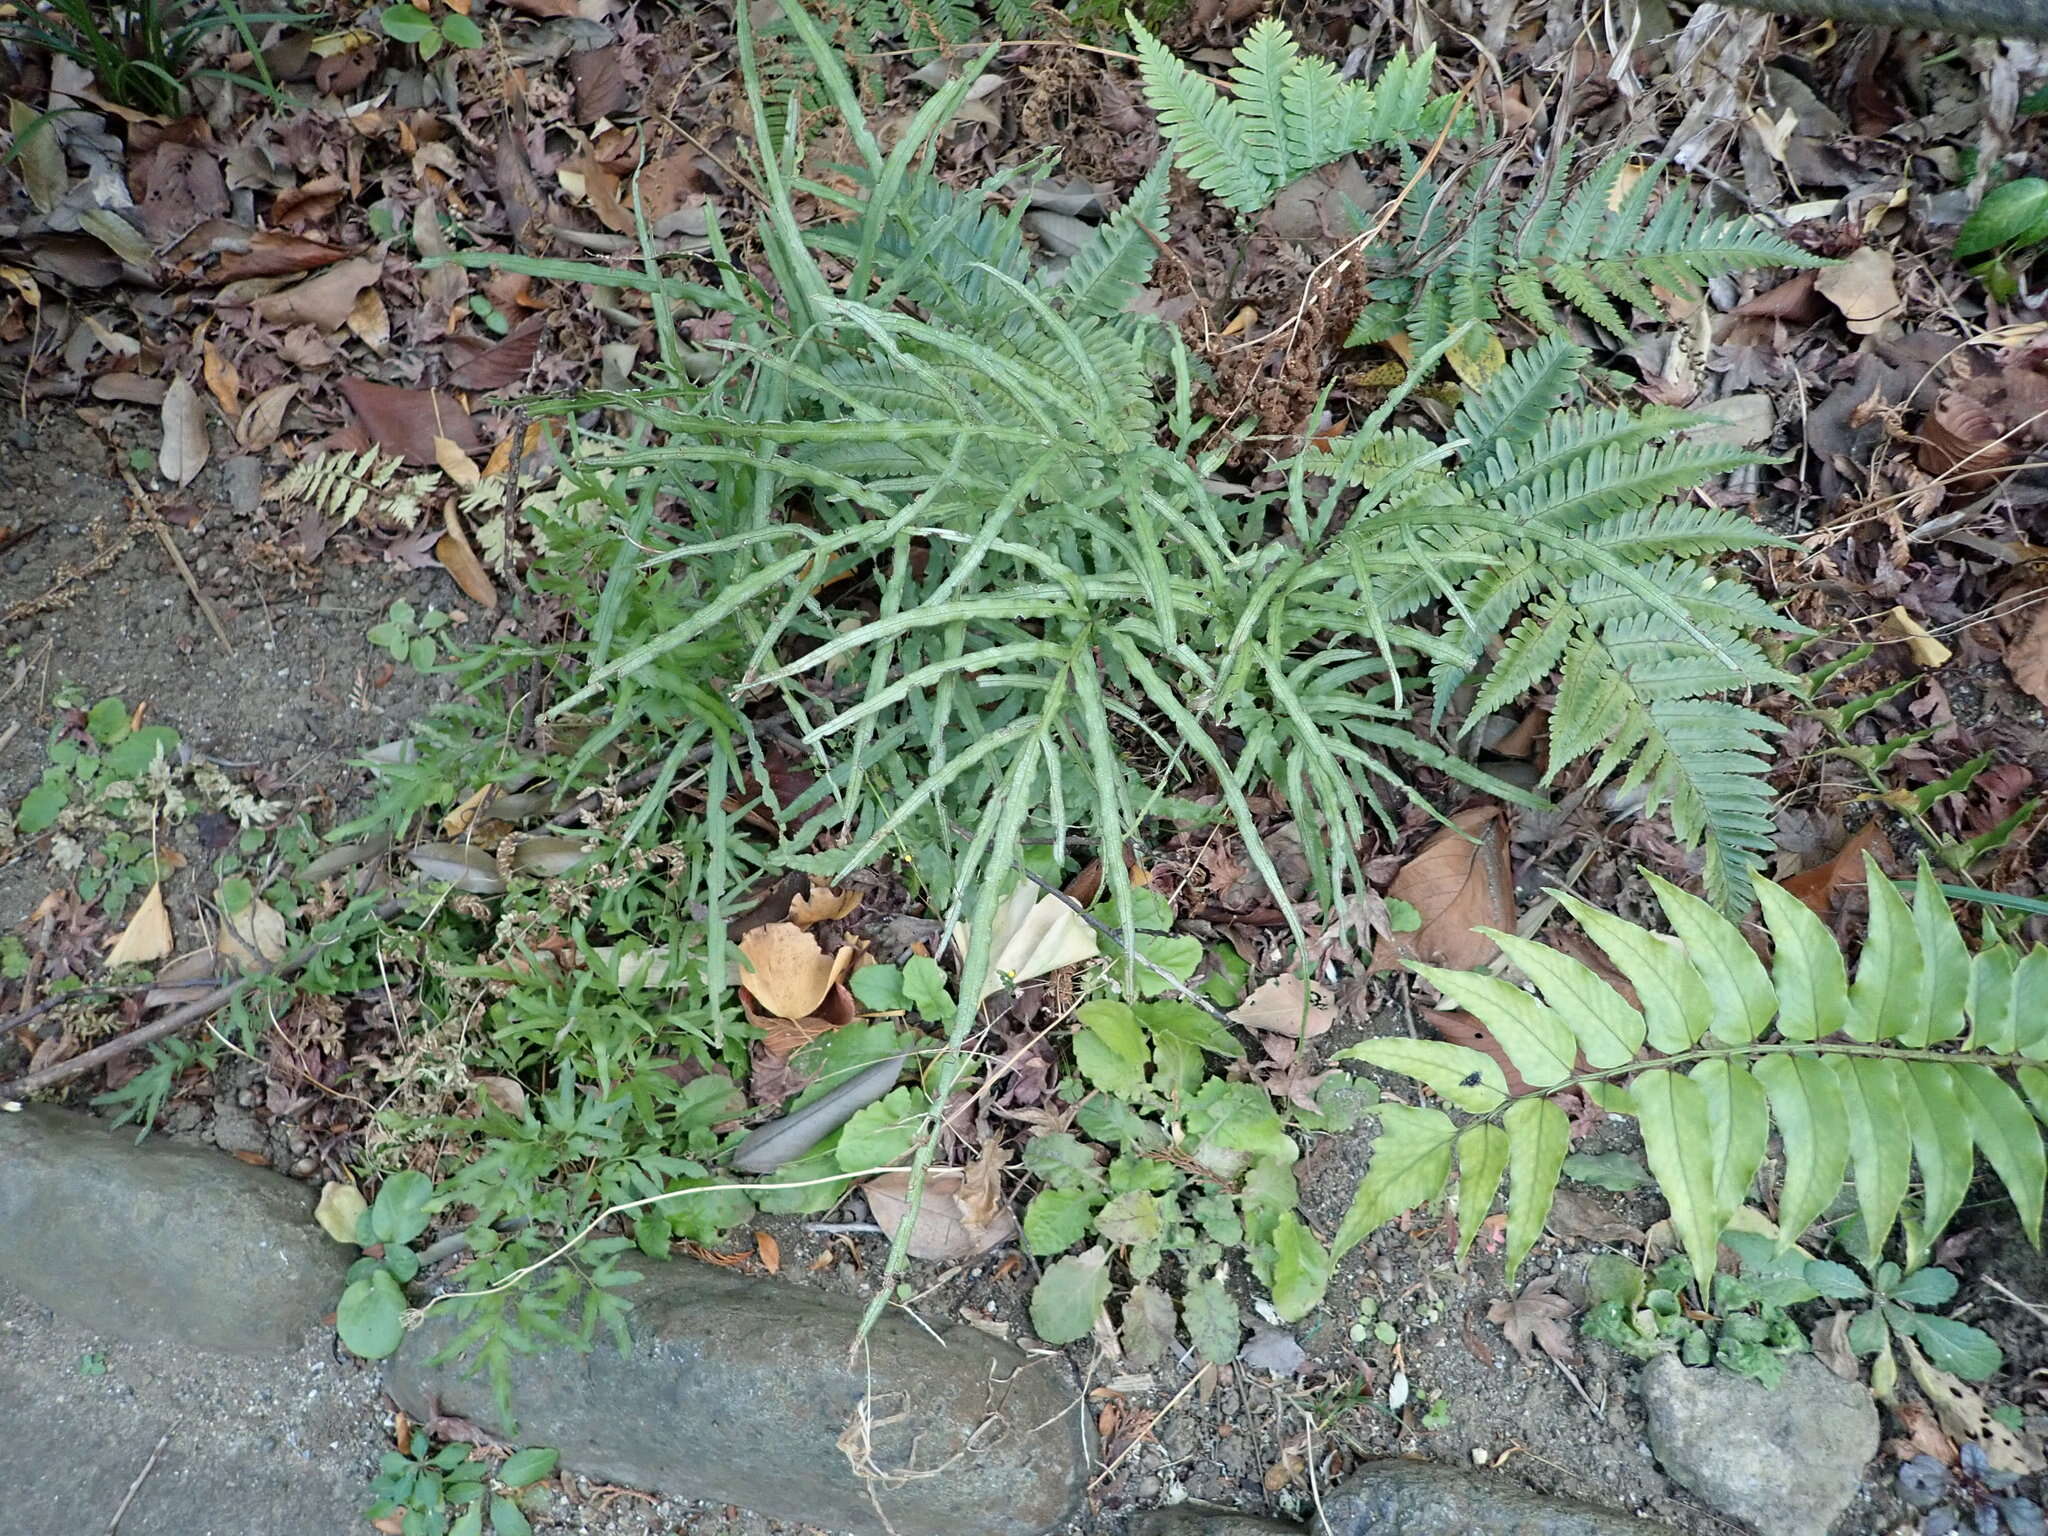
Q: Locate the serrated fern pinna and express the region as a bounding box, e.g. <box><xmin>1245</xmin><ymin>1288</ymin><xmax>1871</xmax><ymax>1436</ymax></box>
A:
<box><xmin>1342</xmin><ymin>859</ymin><xmax>2048</xmax><ymax>1295</ymax></box>
<box><xmin>522</xmin><ymin>7</ymin><xmax>1813</xmax><ymax>918</ymax></box>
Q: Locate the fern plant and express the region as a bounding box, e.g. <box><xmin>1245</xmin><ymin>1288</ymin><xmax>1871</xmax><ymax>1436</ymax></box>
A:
<box><xmin>1339</xmin><ymin>858</ymin><xmax>2048</xmax><ymax>1297</ymax></box>
<box><xmin>1130</xmin><ymin>17</ymin><xmax>1828</xmax><ymax>348</ymax></box>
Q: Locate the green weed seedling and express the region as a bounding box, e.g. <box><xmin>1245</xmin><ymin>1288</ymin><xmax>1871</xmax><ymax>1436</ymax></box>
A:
<box><xmin>368</xmin><ymin>601</ymin><xmax>454</xmax><ymax>672</ymax></box>
<box><xmin>365</xmin><ymin>1439</ymin><xmax>556</xmax><ymax>1536</ymax></box>
<box><xmin>338</xmin><ymin>1171</ymin><xmax>436</xmax><ymax>1361</ymax></box>
<box><xmin>1579</xmin><ymin>1239</ymin><xmax>1821</xmax><ymax>1388</ymax></box>
<box><xmin>379</xmin><ymin>0</ymin><xmax>484</xmax><ymax>61</ymax></box>
<box><xmin>0</xmin><ymin>0</ymin><xmax>300</xmax><ymax>116</ymax></box>
<box><xmin>1823</xmin><ymin>1220</ymin><xmax>2004</xmax><ymax>1393</ymax></box>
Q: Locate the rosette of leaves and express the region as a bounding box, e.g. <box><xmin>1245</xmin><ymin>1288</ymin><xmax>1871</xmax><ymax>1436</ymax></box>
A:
<box><xmin>1338</xmin><ymin>858</ymin><xmax>2048</xmax><ymax>1295</ymax></box>
<box><xmin>1022</xmin><ymin>997</ymin><xmax>1367</xmax><ymax>1358</ymax></box>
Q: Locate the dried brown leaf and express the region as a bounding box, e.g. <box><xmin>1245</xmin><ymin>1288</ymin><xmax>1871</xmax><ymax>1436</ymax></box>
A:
<box><xmin>2007</xmin><ymin>605</ymin><xmax>2048</xmax><ymax>709</ymax></box>
<box><xmin>158</xmin><ymin>373</ymin><xmax>209</xmax><ymax>487</ymax></box>
<box><xmin>789</xmin><ymin>883</ymin><xmax>862</xmax><ymax>926</ymax></box>
<box><xmin>207</xmin><ymin>229</ymin><xmax>356</xmax><ymax>283</ymax></box>
<box><xmin>1373</xmin><ymin>806</ymin><xmax>1516</xmax><ymax>972</ymax></box>
<box><xmin>1918</xmin><ymin>390</ymin><xmax>2019</xmax><ymax>495</ymax></box>
<box><xmin>1233</xmin><ymin>973</ymin><xmax>1335</xmax><ymax>1040</ymax></box>
<box><xmin>861</xmin><ymin>1167</ymin><xmax>1019</xmax><ymax>1261</ymax></box>
<box><xmin>446</xmin><ymin>313</ymin><xmax>544</xmax><ymax>392</ymax></box>
<box><xmin>1782</xmin><ymin>822</ymin><xmax>1893</xmax><ymax>914</ymax></box>
<box><xmin>201</xmin><ymin>340</ymin><xmax>239</xmax><ymax>417</ymax></box>
<box><xmin>755</xmin><ymin>1231</ymin><xmax>781</xmax><ymax>1275</ymax></box>
<box><xmin>251</xmin><ymin>256</ymin><xmax>382</xmax><ymax>331</ymax></box>
<box><xmin>436</xmin><ymin>505</ymin><xmax>497</xmax><ymax>609</ymax></box>
<box><xmin>236</xmin><ymin>382</ymin><xmax>295</xmax><ymax>450</ymax></box>
<box><xmin>1487</xmin><ymin>1275</ymin><xmax>1577</xmax><ymax>1366</ymax></box>
<box><xmin>338</xmin><ymin>378</ymin><xmax>480</xmax><ymax>465</ymax></box>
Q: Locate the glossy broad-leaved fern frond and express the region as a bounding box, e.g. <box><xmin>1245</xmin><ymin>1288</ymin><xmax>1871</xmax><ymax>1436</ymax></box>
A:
<box><xmin>1338</xmin><ymin>859</ymin><xmax>2048</xmax><ymax>1295</ymax></box>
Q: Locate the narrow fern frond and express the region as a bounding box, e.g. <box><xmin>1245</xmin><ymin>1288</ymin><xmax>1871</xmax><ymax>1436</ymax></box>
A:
<box><xmin>1129</xmin><ymin>20</ymin><xmax>1269</xmax><ymax>214</ymax></box>
<box><xmin>1054</xmin><ymin>160</ymin><xmax>1170</xmax><ymax>319</ymax></box>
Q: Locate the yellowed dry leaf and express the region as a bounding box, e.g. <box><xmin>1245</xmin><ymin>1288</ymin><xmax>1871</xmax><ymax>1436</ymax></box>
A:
<box><xmin>314</xmin><ymin>1181</ymin><xmax>368</xmax><ymax>1243</ymax></box>
<box><xmin>251</xmin><ymin>256</ymin><xmax>382</xmax><ymax>331</ymax></box>
<box><xmin>755</xmin><ymin>1231</ymin><xmax>781</xmax><ymax>1274</ymax></box>
<box><xmin>105</xmin><ymin>881</ymin><xmax>173</xmax><ymax>966</ymax></box>
<box><xmin>217</xmin><ymin>888</ymin><xmax>288</xmax><ymax>967</ymax></box>
<box><xmin>1884</xmin><ymin>606</ymin><xmax>1951</xmax><ymax>669</ymax></box>
<box><xmin>1815</xmin><ymin>246</ymin><xmax>1902</xmax><ymax>336</ymax></box>
<box><xmin>346</xmin><ymin>286</ymin><xmax>391</xmax><ymax>352</ymax></box>
<box><xmin>201</xmin><ymin>340</ymin><xmax>240</xmax><ymax>418</ymax></box>
<box><xmin>434</xmin><ymin>435</ymin><xmax>482</xmax><ymax>489</ymax></box>
<box><xmin>789</xmin><ymin>882</ymin><xmax>861</xmax><ymax>926</ymax></box>
<box><xmin>1900</xmin><ymin>1333</ymin><xmax>2043</xmax><ymax>1476</ymax></box>
<box><xmin>736</xmin><ymin>922</ymin><xmax>853</xmax><ymax>1020</ymax></box>
<box><xmin>436</xmin><ymin>505</ymin><xmax>498</xmax><ymax>609</ymax></box>
<box><xmin>440</xmin><ymin>784</ymin><xmax>493</xmax><ymax>838</ymax></box>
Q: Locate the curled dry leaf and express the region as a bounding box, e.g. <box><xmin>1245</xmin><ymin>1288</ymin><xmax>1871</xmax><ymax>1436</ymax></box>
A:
<box><xmin>105</xmin><ymin>881</ymin><xmax>174</xmax><ymax>967</ymax></box>
<box><xmin>251</xmin><ymin>256</ymin><xmax>382</xmax><ymax>332</ymax></box>
<box><xmin>1372</xmin><ymin>805</ymin><xmax>1517</xmax><ymax>973</ymax></box>
<box><xmin>236</xmin><ymin>382</ymin><xmax>295</xmax><ymax>450</ymax></box>
<box><xmin>2006</xmin><ymin>606</ymin><xmax>2048</xmax><ymax>710</ymax></box>
<box><xmin>208</xmin><ymin>230</ymin><xmax>355</xmax><ymax>283</ymax></box>
<box><xmin>1781</xmin><ymin>821</ymin><xmax>1893</xmax><ymax>914</ymax></box>
<box><xmin>472</xmin><ymin>1074</ymin><xmax>528</xmax><ymax>1118</ymax></box>
<box><xmin>736</xmin><ymin>922</ymin><xmax>856</xmax><ymax>1021</ymax></box>
<box><xmin>216</xmin><ymin>888</ymin><xmax>288</xmax><ymax>967</ymax></box>
<box><xmin>755</xmin><ymin>1231</ymin><xmax>782</xmax><ymax>1275</ymax></box>
<box><xmin>407</xmin><ymin>841</ymin><xmax>507</xmax><ymax>894</ymax></box>
<box><xmin>339</xmin><ymin>378</ymin><xmax>481</xmax><ymax>465</ymax></box>
<box><xmin>143</xmin><ymin>946</ymin><xmax>219</xmax><ymax>1009</ymax></box>
<box><xmin>438</xmin><ymin>507</ymin><xmax>499</xmax><ymax>610</ymax></box>
<box><xmin>1884</xmin><ymin>606</ymin><xmax>1951</xmax><ymax>669</ymax></box>
<box><xmin>789</xmin><ymin>883</ymin><xmax>861</xmax><ymax>926</ymax></box>
<box><xmin>1488</xmin><ymin>1274</ymin><xmax>1578</xmax><ymax>1366</ymax></box>
<box><xmin>1917</xmin><ymin>390</ymin><xmax>2018</xmax><ymax>496</ymax></box>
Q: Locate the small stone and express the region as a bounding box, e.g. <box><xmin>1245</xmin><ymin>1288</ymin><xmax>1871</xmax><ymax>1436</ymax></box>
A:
<box><xmin>1314</xmin><ymin>1458</ymin><xmax>1671</xmax><ymax>1534</ymax></box>
<box><xmin>1641</xmin><ymin>1353</ymin><xmax>1877</xmax><ymax>1536</ymax></box>
<box><xmin>0</xmin><ymin>1107</ymin><xmax>347</xmax><ymax>1356</ymax></box>
<box><xmin>387</xmin><ymin>1261</ymin><xmax>1086</xmax><ymax>1536</ymax></box>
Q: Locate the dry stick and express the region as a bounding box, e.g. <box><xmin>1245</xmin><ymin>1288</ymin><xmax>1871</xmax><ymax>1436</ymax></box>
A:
<box><xmin>0</xmin><ymin>897</ymin><xmax>406</xmax><ymax>1104</ymax></box>
<box><xmin>106</xmin><ymin>1430</ymin><xmax>170</xmax><ymax>1535</ymax></box>
<box><xmin>118</xmin><ymin>468</ymin><xmax>232</xmax><ymax>654</ymax></box>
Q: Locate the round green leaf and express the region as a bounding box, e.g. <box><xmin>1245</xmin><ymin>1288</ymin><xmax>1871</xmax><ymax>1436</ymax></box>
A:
<box><xmin>489</xmin><ymin>1494</ymin><xmax>533</xmax><ymax>1536</ymax></box>
<box><xmin>834</xmin><ymin>1086</ymin><xmax>928</xmax><ymax>1172</ymax></box>
<box><xmin>337</xmin><ymin>1270</ymin><xmax>407</xmax><ymax>1359</ymax></box>
<box><xmin>1022</xmin><ymin>1185</ymin><xmax>1097</xmax><ymax>1256</ymax></box>
<box><xmin>439</xmin><ymin>11</ymin><xmax>485</xmax><ymax>48</ymax></box>
<box><xmin>1957</xmin><ymin>178</ymin><xmax>2048</xmax><ymax>261</ymax></box>
<box><xmin>1889</xmin><ymin>1266</ymin><xmax>1958</xmax><ymax>1308</ymax></box>
<box><xmin>1030</xmin><ymin>1246</ymin><xmax>1112</xmax><ymax>1344</ymax></box>
<box><xmin>379</xmin><ymin>2</ymin><xmax>436</xmax><ymax>41</ymax></box>
<box><xmin>370</xmin><ymin>1169</ymin><xmax>436</xmax><ymax>1247</ymax></box>
<box><xmin>1903</xmin><ymin>1312</ymin><xmax>2003</xmax><ymax>1380</ymax></box>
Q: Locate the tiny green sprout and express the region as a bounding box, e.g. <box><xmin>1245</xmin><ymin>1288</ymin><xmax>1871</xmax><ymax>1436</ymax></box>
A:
<box><xmin>379</xmin><ymin>1</ymin><xmax>484</xmax><ymax>61</ymax></box>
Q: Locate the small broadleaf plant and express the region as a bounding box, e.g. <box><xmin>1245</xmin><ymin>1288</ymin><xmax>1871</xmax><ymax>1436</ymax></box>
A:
<box><xmin>1337</xmin><ymin>857</ymin><xmax>2048</xmax><ymax>1295</ymax></box>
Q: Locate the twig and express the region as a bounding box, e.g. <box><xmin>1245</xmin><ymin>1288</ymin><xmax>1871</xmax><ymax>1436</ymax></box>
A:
<box><xmin>106</xmin><ymin>1430</ymin><xmax>169</xmax><ymax>1534</ymax></box>
<box><xmin>1983</xmin><ymin>1274</ymin><xmax>2048</xmax><ymax>1327</ymax></box>
<box><xmin>1088</xmin><ymin>1361</ymin><xmax>1210</xmax><ymax>1489</ymax></box>
<box><xmin>0</xmin><ymin>897</ymin><xmax>406</xmax><ymax>1104</ymax></box>
<box><xmin>117</xmin><ymin>468</ymin><xmax>231</xmax><ymax>653</ymax></box>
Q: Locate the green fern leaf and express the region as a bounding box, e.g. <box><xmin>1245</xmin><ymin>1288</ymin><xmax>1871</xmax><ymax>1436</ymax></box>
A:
<box><xmin>1344</xmin><ymin>863</ymin><xmax>2048</xmax><ymax>1296</ymax></box>
<box><xmin>1055</xmin><ymin>160</ymin><xmax>1170</xmax><ymax>319</ymax></box>
<box><xmin>1129</xmin><ymin>19</ymin><xmax>1270</xmax><ymax>214</ymax></box>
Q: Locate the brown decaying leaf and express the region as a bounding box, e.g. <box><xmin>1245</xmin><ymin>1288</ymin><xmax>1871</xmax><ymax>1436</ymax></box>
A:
<box><xmin>1781</xmin><ymin>821</ymin><xmax>1893</xmax><ymax>914</ymax></box>
<box><xmin>236</xmin><ymin>382</ymin><xmax>295</xmax><ymax>450</ymax></box>
<box><xmin>1487</xmin><ymin>1274</ymin><xmax>1578</xmax><ymax>1366</ymax></box>
<box><xmin>250</xmin><ymin>256</ymin><xmax>382</xmax><ymax>331</ymax></box>
<box><xmin>435</xmin><ymin>437</ymin><xmax>482</xmax><ymax>490</ymax></box>
<box><xmin>1544</xmin><ymin>1187</ymin><xmax>1645</xmax><ymax>1246</ymax></box>
<box><xmin>347</xmin><ymin>287</ymin><xmax>391</xmax><ymax>353</ymax></box>
<box><xmin>736</xmin><ymin>923</ymin><xmax>856</xmax><ymax>1021</ymax></box>
<box><xmin>569</xmin><ymin>44</ymin><xmax>630</xmax><ymax>123</ymax></box>
<box><xmin>788</xmin><ymin>883</ymin><xmax>861</xmax><ymax>926</ymax></box>
<box><xmin>754</xmin><ymin>1231</ymin><xmax>781</xmax><ymax>1275</ymax></box>
<box><xmin>861</xmin><ymin>1144</ymin><xmax>1019</xmax><ymax>1261</ymax></box>
<box><xmin>158</xmin><ymin>374</ymin><xmax>209</xmax><ymax>487</ymax></box>
<box><xmin>338</xmin><ymin>378</ymin><xmax>481</xmax><ymax>465</ymax></box>
<box><xmin>201</xmin><ymin>340</ymin><xmax>240</xmax><ymax>417</ymax></box>
<box><xmin>446</xmin><ymin>313</ymin><xmax>545</xmax><ymax>392</ymax></box>
<box><xmin>105</xmin><ymin>882</ymin><xmax>174</xmax><ymax>966</ymax></box>
<box><xmin>1234</xmin><ymin>972</ymin><xmax>1335</xmax><ymax>1040</ymax></box>
<box><xmin>1917</xmin><ymin>390</ymin><xmax>2018</xmax><ymax>496</ymax></box>
<box><xmin>472</xmin><ymin>1074</ymin><xmax>528</xmax><ymax>1118</ymax></box>
<box><xmin>1900</xmin><ymin>1333</ymin><xmax>2043</xmax><ymax>1476</ymax></box>
<box><xmin>1373</xmin><ymin>805</ymin><xmax>1517</xmax><ymax>973</ymax></box>
<box><xmin>436</xmin><ymin>509</ymin><xmax>497</xmax><ymax>609</ymax></box>
<box><xmin>2007</xmin><ymin>606</ymin><xmax>2048</xmax><ymax>710</ymax></box>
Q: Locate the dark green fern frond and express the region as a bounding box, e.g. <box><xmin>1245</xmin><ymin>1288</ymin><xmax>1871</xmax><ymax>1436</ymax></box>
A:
<box><xmin>1054</xmin><ymin>160</ymin><xmax>1171</xmax><ymax>318</ymax></box>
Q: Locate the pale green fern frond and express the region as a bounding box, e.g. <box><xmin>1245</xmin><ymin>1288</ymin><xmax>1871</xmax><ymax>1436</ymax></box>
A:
<box><xmin>1054</xmin><ymin>159</ymin><xmax>1171</xmax><ymax>318</ymax></box>
<box><xmin>1338</xmin><ymin>862</ymin><xmax>2048</xmax><ymax>1294</ymax></box>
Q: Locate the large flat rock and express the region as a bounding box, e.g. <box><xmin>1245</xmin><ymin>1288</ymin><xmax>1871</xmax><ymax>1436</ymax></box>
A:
<box><xmin>0</xmin><ymin>1282</ymin><xmax>380</xmax><ymax>1536</ymax></box>
<box><xmin>1315</xmin><ymin>1458</ymin><xmax>1679</xmax><ymax>1534</ymax></box>
<box><xmin>0</xmin><ymin>1106</ymin><xmax>349</xmax><ymax>1355</ymax></box>
<box><xmin>388</xmin><ymin>1260</ymin><xmax>1088</xmax><ymax>1536</ymax></box>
